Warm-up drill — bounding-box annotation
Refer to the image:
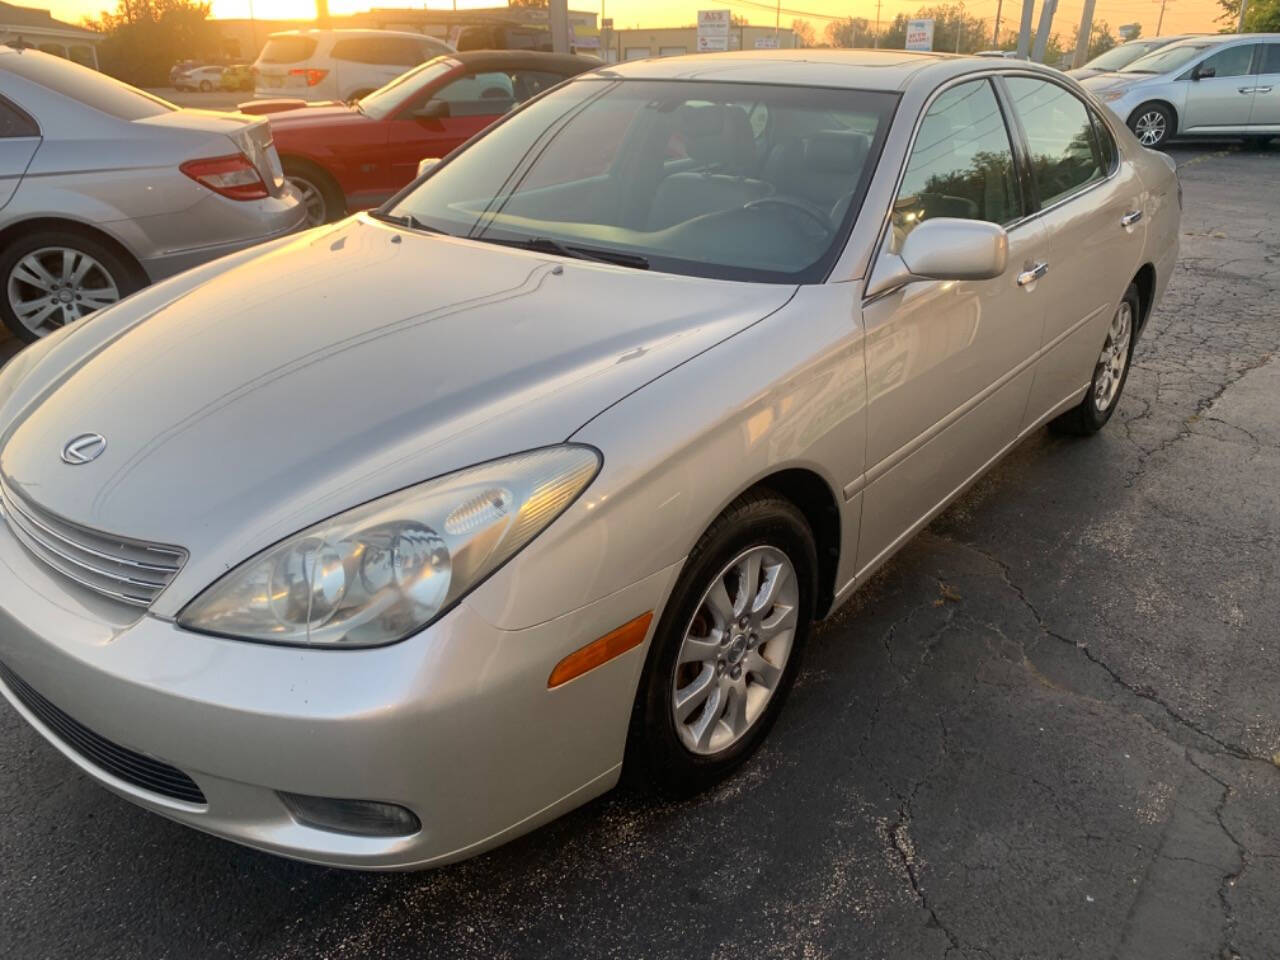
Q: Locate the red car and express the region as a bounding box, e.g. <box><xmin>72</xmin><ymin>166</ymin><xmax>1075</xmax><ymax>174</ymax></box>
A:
<box><xmin>255</xmin><ymin>51</ymin><xmax>598</xmax><ymax>225</ymax></box>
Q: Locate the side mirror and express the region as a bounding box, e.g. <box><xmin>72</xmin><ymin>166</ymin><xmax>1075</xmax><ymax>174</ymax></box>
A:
<box><xmin>416</xmin><ymin>99</ymin><xmax>450</xmax><ymax>119</ymax></box>
<box><xmin>416</xmin><ymin>157</ymin><xmax>441</xmax><ymax>178</ymax></box>
<box><xmin>1191</xmin><ymin>64</ymin><xmax>1215</xmax><ymax>80</ymax></box>
<box><xmin>866</xmin><ymin>218</ymin><xmax>1009</xmax><ymax>299</ymax></box>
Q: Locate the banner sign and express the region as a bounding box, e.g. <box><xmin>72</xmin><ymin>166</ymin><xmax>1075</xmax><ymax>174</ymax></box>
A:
<box><xmin>905</xmin><ymin>19</ymin><xmax>935</xmax><ymax>51</ymax></box>
<box><xmin>697</xmin><ymin>9</ymin><xmax>731</xmax><ymax>52</ymax></box>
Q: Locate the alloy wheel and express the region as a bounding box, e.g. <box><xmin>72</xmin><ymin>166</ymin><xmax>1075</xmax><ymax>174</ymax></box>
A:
<box><xmin>6</xmin><ymin>247</ymin><xmax>121</xmax><ymax>338</ymax></box>
<box><xmin>1093</xmin><ymin>300</ymin><xmax>1133</xmax><ymax>413</ymax></box>
<box><xmin>1133</xmin><ymin>111</ymin><xmax>1166</xmax><ymax>147</ymax></box>
<box><xmin>672</xmin><ymin>545</ymin><xmax>799</xmax><ymax>755</ymax></box>
<box><xmin>287</xmin><ymin>176</ymin><xmax>327</xmax><ymax>226</ymax></box>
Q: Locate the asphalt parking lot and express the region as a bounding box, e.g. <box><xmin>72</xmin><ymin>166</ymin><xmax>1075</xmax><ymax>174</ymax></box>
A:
<box><xmin>2</xmin><ymin>141</ymin><xmax>1278</xmax><ymax>959</ymax></box>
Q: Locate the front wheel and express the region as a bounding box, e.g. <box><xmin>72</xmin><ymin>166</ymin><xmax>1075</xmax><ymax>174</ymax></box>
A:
<box><xmin>628</xmin><ymin>491</ymin><xmax>816</xmax><ymax>796</ymax></box>
<box><xmin>283</xmin><ymin>159</ymin><xmax>344</xmax><ymax>227</ymax></box>
<box><xmin>1050</xmin><ymin>284</ymin><xmax>1138</xmax><ymax>436</ymax></box>
<box><xmin>1129</xmin><ymin>103</ymin><xmax>1173</xmax><ymax>148</ymax></box>
<box><xmin>199</xmin><ymin>79</ymin><xmax>213</xmax><ymax>92</ymax></box>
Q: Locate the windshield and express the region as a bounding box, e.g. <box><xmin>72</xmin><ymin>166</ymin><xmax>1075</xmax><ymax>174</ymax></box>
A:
<box><xmin>1121</xmin><ymin>43</ymin><xmax>1212</xmax><ymax>74</ymax></box>
<box><xmin>385</xmin><ymin>79</ymin><xmax>897</xmax><ymax>283</ymax></box>
<box><xmin>359</xmin><ymin>57</ymin><xmax>459</xmax><ymax>118</ymax></box>
<box><xmin>1084</xmin><ymin>40</ymin><xmax>1164</xmax><ymax>71</ymax></box>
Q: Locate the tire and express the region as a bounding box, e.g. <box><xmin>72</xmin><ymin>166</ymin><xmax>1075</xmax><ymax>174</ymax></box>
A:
<box><xmin>0</xmin><ymin>228</ymin><xmax>141</xmax><ymax>342</ymax></box>
<box><xmin>1128</xmin><ymin>102</ymin><xmax>1174</xmax><ymax>149</ymax></box>
<box><xmin>627</xmin><ymin>490</ymin><xmax>817</xmax><ymax>797</ymax></box>
<box><xmin>1050</xmin><ymin>284</ymin><xmax>1140</xmax><ymax>436</ymax></box>
<box><xmin>199</xmin><ymin>80</ymin><xmax>213</xmax><ymax>92</ymax></box>
<box><xmin>283</xmin><ymin>159</ymin><xmax>344</xmax><ymax>227</ymax></box>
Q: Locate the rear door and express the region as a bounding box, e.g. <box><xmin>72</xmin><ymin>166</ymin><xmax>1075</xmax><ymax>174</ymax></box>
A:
<box><xmin>1181</xmin><ymin>43</ymin><xmax>1259</xmax><ymax>131</ymax></box>
<box><xmin>1248</xmin><ymin>41</ymin><xmax>1280</xmax><ymax>128</ymax></box>
<box><xmin>0</xmin><ymin>95</ymin><xmax>40</xmax><ymax>210</ymax></box>
<box><xmin>1001</xmin><ymin>75</ymin><xmax>1144</xmax><ymax>423</ymax></box>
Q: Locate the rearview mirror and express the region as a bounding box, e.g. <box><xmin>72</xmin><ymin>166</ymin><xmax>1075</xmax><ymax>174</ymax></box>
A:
<box><xmin>866</xmin><ymin>218</ymin><xmax>1009</xmax><ymax>299</ymax></box>
<box><xmin>416</xmin><ymin>157</ymin><xmax>441</xmax><ymax>178</ymax></box>
<box><xmin>416</xmin><ymin>99</ymin><xmax>450</xmax><ymax>119</ymax></box>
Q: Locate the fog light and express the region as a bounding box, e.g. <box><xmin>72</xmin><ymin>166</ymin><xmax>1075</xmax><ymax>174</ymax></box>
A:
<box><xmin>279</xmin><ymin>792</ymin><xmax>421</xmax><ymax>838</ymax></box>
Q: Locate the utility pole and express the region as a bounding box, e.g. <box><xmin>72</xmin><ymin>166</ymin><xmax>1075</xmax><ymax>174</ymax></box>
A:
<box><xmin>1031</xmin><ymin>0</ymin><xmax>1058</xmax><ymax>62</ymax></box>
<box><xmin>1155</xmin><ymin>0</ymin><xmax>1171</xmax><ymax>35</ymax></box>
<box><xmin>992</xmin><ymin>0</ymin><xmax>1003</xmax><ymax>47</ymax></box>
<box><xmin>1015</xmin><ymin>0</ymin><xmax>1033</xmax><ymax>57</ymax></box>
<box><xmin>1237</xmin><ymin>0</ymin><xmax>1249</xmax><ymax>30</ymax></box>
<box><xmin>549</xmin><ymin>0</ymin><xmax>570</xmax><ymax>53</ymax></box>
<box><xmin>315</xmin><ymin>0</ymin><xmax>329</xmax><ymax>28</ymax></box>
<box><xmin>775</xmin><ymin>0</ymin><xmax>780</xmax><ymax>42</ymax></box>
<box><xmin>873</xmin><ymin>0</ymin><xmax>881</xmax><ymax>47</ymax></box>
<box><xmin>1072</xmin><ymin>0</ymin><xmax>1096</xmax><ymax>67</ymax></box>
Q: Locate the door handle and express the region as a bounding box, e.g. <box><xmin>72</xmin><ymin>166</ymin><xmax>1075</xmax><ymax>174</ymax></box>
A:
<box><xmin>1238</xmin><ymin>86</ymin><xmax>1256</xmax><ymax>94</ymax></box>
<box><xmin>1017</xmin><ymin>262</ymin><xmax>1049</xmax><ymax>287</ymax></box>
<box><xmin>1121</xmin><ymin>209</ymin><xmax>1143</xmax><ymax>227</ymax></box>
<box><xmin>1257</xmin><ymin>86</ymin><xmax>1273</xmax><ymax>94</ymax></box>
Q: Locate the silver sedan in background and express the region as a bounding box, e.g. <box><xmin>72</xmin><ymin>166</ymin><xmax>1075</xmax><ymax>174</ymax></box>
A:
<box><xmin>0</xmin><ymin>48</ymin><xmax>304</xmax><ymax>341</ymax></box>
<box><xmin>0</xmin><ymin>50</ymin><xmax>1179</xmax><ymax>869</ymax></box>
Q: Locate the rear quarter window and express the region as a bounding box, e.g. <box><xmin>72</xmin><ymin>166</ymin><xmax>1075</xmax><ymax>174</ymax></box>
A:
<box><xmin>0</xmin><ymin>96</ymin><xmax>39</xmax><ymax>138</ymax></box>
<box><xmin>259</xmin><ymin>37</ymin><xmax>319</xmax><ymax>64</ymax></box>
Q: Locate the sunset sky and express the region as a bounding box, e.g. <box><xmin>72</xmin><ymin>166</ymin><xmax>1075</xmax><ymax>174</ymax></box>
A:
<box><xmin>49</xmin><ymin>0</ymin><xmax>1227</xmax><ymax>44</ymax></box>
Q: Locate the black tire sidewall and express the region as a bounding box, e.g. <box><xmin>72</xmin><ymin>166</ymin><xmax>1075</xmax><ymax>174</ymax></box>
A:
<box><xmin>282</xmin><ymin>159</ymin><xmax>343</xmax><ymax>224</ymax></box>
<box><xmin>630</xmin><ymin>494</ymin><xmax>817</xmax><ymax>796</ymax></box>
<box><xmin>0</xmin><ymin>229</ymin><xmax>140</xmax><ymax>342</ymax></box>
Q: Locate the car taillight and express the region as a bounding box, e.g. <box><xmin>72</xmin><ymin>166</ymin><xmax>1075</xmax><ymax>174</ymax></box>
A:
<box><xmin>180</xmin><ymin>154</ymin><xmax>269</xmax><ymax>201</ymax></box>
<box><xmin>288</xmin><ymin>68</ymin><xmax>328</xmax><ymax>86</ymax></box>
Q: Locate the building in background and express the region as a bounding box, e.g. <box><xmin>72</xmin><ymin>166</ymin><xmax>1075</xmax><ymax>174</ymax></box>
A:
<box><xmin>0</xmin><ymin>0</ymin><xmax>100</xmax><ymax>68</ymax></box>
<box><xmin>606</xmin><ymin>24</ymin><xmax>795</xmax><ymax>63</ymax></box>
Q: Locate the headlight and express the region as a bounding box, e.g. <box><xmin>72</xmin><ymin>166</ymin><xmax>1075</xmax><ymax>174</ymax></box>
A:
<box><xmin>178</xmin><ymin>445</ymin><xmax>600</xmax><ymax>647</ymax></box>
<box><xmin>1099</xmin><ymin>90</ymin><xmax>1127</xmax><ymax>102</ymax></box>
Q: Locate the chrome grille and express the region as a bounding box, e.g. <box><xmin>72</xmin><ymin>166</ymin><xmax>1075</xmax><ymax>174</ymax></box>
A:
<box><xmin>0</xmin><ymin>478</ymin><xmax>186</xmax><ymax>607</ymax></box>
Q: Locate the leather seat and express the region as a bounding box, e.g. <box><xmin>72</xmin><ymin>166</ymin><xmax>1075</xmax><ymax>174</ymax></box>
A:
<box><xmin>764</xmin><ymin>130</ymin><xmax>872</xmax><ymax>213</ymax></box>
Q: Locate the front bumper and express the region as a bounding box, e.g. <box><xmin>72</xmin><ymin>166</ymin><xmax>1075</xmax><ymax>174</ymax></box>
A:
<box><xmin>0</xmin><ymin>519</ymin><xmax>679</xmax><ymax>869</ymax></box>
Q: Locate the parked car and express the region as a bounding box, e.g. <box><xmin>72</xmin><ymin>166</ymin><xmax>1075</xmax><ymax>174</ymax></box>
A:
<box><xmin>174</xmin><ymin>65</ymin><xmax>228</xmax><ymax>92</ymax></box>
<box><xmin>0</xmin><ymin>48</ymin><xmax>304</xmax><ymax>341</ymax></box>
<box><xmin>974</xmin><ymin>50</ymin><xmax>1017</xmax><ymax>58</ymax></box>
<box><xmin>0</xmin><ymin>49</ymin><xmax>1178</xmax><ymax>869</ymax></box>
<box><xmin>1067</xmin><ymin>35</ymin><xmax>1202</xmax><ymax>80</ymax></box>
<box><xmin>168</xmin><ymin>59</ymin><xmax>202</xmax><ymax>85</ymax></box>
<box><xmin>251</xmin><ymin>29</ymin><xmax>454</xmax><ymax>103</ymax></box>
<box><xmin>1083</xmin><ymin>34</ymin><xmax>1280</xmax><ymax>147</ymax></box>
<box><xmin>257</xmin><ymin>51</ymin><xmax>596</xmax><ymax>225</ymax></box>
<box><xmin>220</xmin><ymin>63</ymin><xmax>254</xmax><ymax>92</ymax></box>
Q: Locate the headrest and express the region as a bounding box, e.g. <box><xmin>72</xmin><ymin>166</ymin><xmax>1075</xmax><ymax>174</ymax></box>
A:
<box><xmin>677</xmin><ymin>104</ymin><xmax>756</xmax><ymax>173</ymax></box>
<box><xmin>803</xmin><ymin>131</ymin><xmax>871</xmax><ymax>174</ymax></box>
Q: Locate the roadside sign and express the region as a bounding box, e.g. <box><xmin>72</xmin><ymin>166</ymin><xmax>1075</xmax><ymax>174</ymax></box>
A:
<box><xmin>697</xmin><ymin>9</ymin><xmax>731</xmax><ymax>52</ymax></box>
<box><xmin>905</xmin><ymin>18</ymin><xmax>934</xmax><ymax>51</ymax></box>
<box><xmin>754</xmin><ymin>36</ymin><xmax>779</xmax><ymax>48</ymax></box>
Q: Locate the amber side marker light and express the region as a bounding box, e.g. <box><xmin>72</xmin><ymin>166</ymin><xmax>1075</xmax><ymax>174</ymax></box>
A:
<box><xmin>548</xmin><ymin>612</ymin><xmax>654</xmax><ymax>689</ymax></box>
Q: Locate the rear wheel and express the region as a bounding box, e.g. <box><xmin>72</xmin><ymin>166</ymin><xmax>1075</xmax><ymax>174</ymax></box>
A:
<box><xmin>199</xmin><ymin>79</ymin><xmax>213</xmax><ymax>92</ymax></box>
<box><xmin>1050</xmin><ymin>284</ymin><xmax>1139</xmax><ymax>436</ymax></box>
<box><xmin>1128</xmin><ymin>102</ymin><xmax>1173</xmax><ymax>148</ymax></box>
<box><xmin>628</xmin><ymin>491</ymin><xmax>816</xmax><ymax>796</ymax></box>
<box><xmin>0</xmin><ymin>229</ymin><xmax>141</xmax><ymax>341</ymax></box>
<box><xmin>283</xmin><ymin>159</ymin><xmax>344</xmax><ymax>227</ymax></box>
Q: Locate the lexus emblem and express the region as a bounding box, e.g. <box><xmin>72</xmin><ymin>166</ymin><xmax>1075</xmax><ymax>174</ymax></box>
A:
<box><xmin>61</xmin><ymin>433</ymin><xmax>107</xmax><ymax>465</ymax></box>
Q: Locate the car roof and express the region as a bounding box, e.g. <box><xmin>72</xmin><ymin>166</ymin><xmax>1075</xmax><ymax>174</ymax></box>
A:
<box><xmin>450</xmin><ymin>50</ymin><xmax>600</xmax><ymax>72</ymax></box>
<box><xmin>265</xmin><ymin>28</ymin><xmax>438</xmax><ymax>41</ymax></box>
<box><xmin>592</xmin><ymin>49</ymin><xmax>1065</xmax><ymax>92</ymax></box>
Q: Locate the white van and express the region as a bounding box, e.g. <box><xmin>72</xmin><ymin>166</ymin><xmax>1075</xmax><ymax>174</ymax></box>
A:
<box><xmin>252</xmin><ymin>29</ymin><xmax>454</xmax><ymax>102</ymax></box>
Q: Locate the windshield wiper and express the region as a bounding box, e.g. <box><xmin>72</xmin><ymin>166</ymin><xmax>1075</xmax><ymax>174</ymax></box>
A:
<box><xmin>369</xmin><ymin>210</ymin><xmax>449</xmax><ymax>235</ymax></box>
<box><xmin>481</xmin><ymin>235</ymin><xmax>649</xmax><ymax>270</ymax></box>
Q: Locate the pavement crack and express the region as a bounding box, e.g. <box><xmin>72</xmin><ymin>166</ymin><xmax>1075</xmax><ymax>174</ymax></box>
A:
<box><xmin>1186</xmin><ymin>752</ymin><xmax>1248</xmax><ymax>960</ymax></box>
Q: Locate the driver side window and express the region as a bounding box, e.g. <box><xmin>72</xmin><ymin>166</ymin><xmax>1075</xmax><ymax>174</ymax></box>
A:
<box><xmin>1193</xmin><ymin>44</ymin><xmax>1257</xmax><ymax>79</ymax></box>
<box><xmin>892</xmin><ymin>78</ymin><xmax>1021</xmax><ymax>248</ymax></box>
<box><xmin>425</xmin><ymin>71</ymin><xmax>518</xmax><ymax>117</ymax></box>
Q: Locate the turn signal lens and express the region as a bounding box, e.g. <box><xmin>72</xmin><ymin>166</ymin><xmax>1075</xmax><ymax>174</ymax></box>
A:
<box><xmin>548</xmin><ymin>612</ymin><xmax>654</xmax><ymax>689</ymax></box>
<box><xmin>180</xmin><ymin>154</ymin><xmax>269</xmax><ymax>200</ymax></box>
<box><xmin>288</xmin><ymin>67</ymin><xmax>329</xmax><ymax>86</ymax></box>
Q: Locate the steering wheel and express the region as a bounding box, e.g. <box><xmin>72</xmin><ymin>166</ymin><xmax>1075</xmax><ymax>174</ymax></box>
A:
<box><xmin>743</xmin><ymin>195</ymin><xmax>834</xmax><ymax>236</ymax></box>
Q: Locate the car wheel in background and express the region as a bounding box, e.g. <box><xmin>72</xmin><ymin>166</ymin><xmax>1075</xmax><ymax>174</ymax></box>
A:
<box><xmin>1128</xmin><ymin>102</ymin><xmax>1173</xmax><ymax>149</ymax></box>
<box><xmin>628</xmin><ymin>490</ymin><xmax>817</xmax><ymax>796</ymax></box>
<box><xmin>1050</xmin><ymin>284</ymin><xmax>1139</xmax><ymax>436</ymax></box>
<box><xmin>0</xmin><ymin>229</ymin><xmax>141</xmax><ymax>342</ymax></box>
<box><xmin>283</xmin><ymin>159</ymin><xmax>344</xmax><ymax>227</ymax></box>
<box><xmin>199</xmin><ymin>79</ymin><xmax>213</xmax><ymax>92</ymax></box>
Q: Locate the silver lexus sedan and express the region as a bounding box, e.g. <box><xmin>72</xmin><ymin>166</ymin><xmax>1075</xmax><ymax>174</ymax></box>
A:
<box><xmin>0</xmin><ymin>50</ymin><xmax>1180</xmax><ymax>870</ymax></box>
<box><xmin>0</xmin><ymin>48</ymin><xmax>305</xmax><ymax>341</ymax></box>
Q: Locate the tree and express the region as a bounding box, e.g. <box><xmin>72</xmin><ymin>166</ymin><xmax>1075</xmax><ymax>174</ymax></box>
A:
<box><xmin>791</xmin><ymin>18</ymin><xmax>817</xmax><ymax>47</ymax></box>
<box><xmin>1217</xmin><ymin>0</ymin><xmax>1280</xmax><ymax>30</ymax></box>
<box><xmin>825</xmin><ymin>16</ymin><xmax>870</xmax><ymax>47</ymax></box>
<box><xmin>83</xmin><ymin>0</ymin><xmax>219</xmax><ymax>86</ymax></box>
<box><xmin>1087</xmin><ymin>20</ymin><xmax>1117</xmax><ymax>60</ymax></box>
<box><xmin>877</xmin><ymin>5</ymin><xmax>988</xmax><ymax>54</ymax></box>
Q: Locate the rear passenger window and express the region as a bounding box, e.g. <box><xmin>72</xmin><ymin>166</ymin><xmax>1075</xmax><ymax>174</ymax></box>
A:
<box><xmin>0</xmin><ymin>97</ymin><xmax>38</xmax><ymax>138</ymax></box>
<box><xmin>893</xmin><ymin>78</ymin><xmax>1021</xmax><ymax>244</ymax></box>
<box><xmin>1261</xmin><ymin>43</ymin><xmax>1280</xmax><ymax>74</ymax></box>
<box><xmin>1005</xmin><ymin>77</ymin><xmax>1104</xmax><ymax>206</ymax></box>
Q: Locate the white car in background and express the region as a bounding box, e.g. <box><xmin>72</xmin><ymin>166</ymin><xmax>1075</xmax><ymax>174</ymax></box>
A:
<box><xmin>251</xmin><ymin>29</ymin><xmax>454</xmax><ymax>103</ymax></box>
<box><xmin>174</xmin><ymin>65</ymin><xmax>228</xmax><ymax>92</ymax></box>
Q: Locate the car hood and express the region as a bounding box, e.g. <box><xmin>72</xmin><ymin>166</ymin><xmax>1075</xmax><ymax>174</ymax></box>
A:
<box><xmin>0</xmin><ymin>216</ymin><xmax>793</xmax><ymax>606</ymax></box>
<box><xmin>1081</xmin><ymin>72</ymin><xmax>1144</xmax><ymax>94</ymax></box>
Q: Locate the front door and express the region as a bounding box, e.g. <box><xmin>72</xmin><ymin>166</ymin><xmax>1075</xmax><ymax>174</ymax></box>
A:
<box><xmin>857</xmin><ymin>77</ymin><xmax>1049</xmax><ymax>576</ymax></box>
<box><xmin>1248</xmin><ymin>41</ymin><xmax>1280</xmax><ymax>128</ymax></box>
<box><xmin>1182</xmin><ymin>43</ymin><xmax>1259</xmax><ymax>131</ymax></box>
<box><xmin>1001</xmin><ymin>76</ymin><xmax>1145</xmax><ymax>422</ymax></box>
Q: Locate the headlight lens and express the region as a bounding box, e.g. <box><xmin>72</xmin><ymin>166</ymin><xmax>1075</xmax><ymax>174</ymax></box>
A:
<box><xmin>178</xmin><ymin>446</ymin><xmax>600</xmax><ymax>647</ymax></box>
<box><xmin>1099</xmin><ymin>90</ymin><xmax>1127</xmax><ymax>102</ymax></box>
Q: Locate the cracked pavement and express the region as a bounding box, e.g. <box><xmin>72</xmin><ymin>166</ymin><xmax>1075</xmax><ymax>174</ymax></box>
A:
<box><xmin>2</xmin><ymin>143</ymin><xmax>1279</xmax><ymax>959</ymax></box>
